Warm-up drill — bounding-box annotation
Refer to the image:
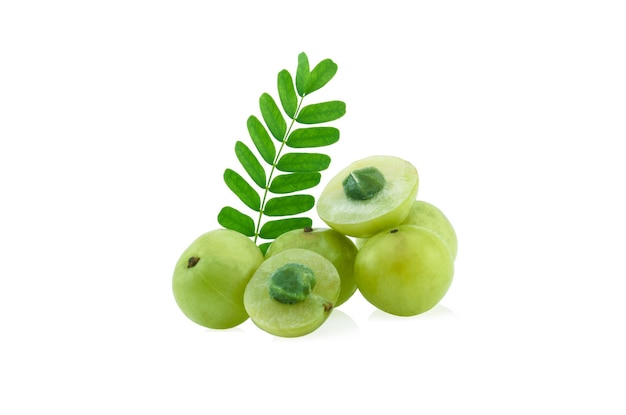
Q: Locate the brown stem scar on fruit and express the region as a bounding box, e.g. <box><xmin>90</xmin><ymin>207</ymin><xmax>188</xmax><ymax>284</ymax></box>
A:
<box><xmin>304</xmin><ymin>226</ymin><xmax>313</xmax><ymax>232</ymax></box>
<box><xmin>323</xmin><ymin>302</ymin><xmax>333</xmax><ymax>312</ymax></box>
<box><xmin>187</xmin><ymin>257</ymin><xmax>200</xmax><ymax>268</ymax></box>
<box><xmin>390</xmin><ymin>229</ymin><xmax>399</xmax><ymax>233</ymax></box>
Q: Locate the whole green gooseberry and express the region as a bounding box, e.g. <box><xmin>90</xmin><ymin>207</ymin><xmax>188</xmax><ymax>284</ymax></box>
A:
<box><xmin>355</xmin><ymin>224</ymin><xmax>454</xmax><ymax>316</ymax></box>
<box><xmin>172</xmin><ymin>229</ymin><xmax>264</xmax><ymax>329</ymax></box>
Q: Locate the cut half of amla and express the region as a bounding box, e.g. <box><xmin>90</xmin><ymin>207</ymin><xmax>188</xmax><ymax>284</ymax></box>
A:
<box><xmin>243</xmin><ymin>248</ymin><xmax>340</xmax><ymax>338</ymax></box>
<box><xmin>316</xmin><ymin>155</ymin><xmax>419</xmax><ymax>238</ymax></box>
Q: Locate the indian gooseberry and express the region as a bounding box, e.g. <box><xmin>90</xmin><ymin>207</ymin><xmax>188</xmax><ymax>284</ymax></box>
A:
<box><xmin>264</xmin><ymin>227</ymin><xmax>358</xmax><ymax>306</ymax></box>
<box><xmin>316</xmin><ymin>155</ymin><xmax>419</xmax><ymax>238</ymax></box>
<box><xmin>244</xmin><ymin>248</ymin><xmax>340</xmax><ymax>337</ymax></box>
<box><xmin>355</xmin><ymin>200</ymin><xmax>458</xmax><ymax>260</ymax></box>
<box><xmin>172</xmin><ymin>229</ymin><xmax>264</xmax><ymax>329</ymax></box>
<box><xmin>401</xmin><ymin>200</ymin><xmax>457</xmax><ymax>260</ymax></box>
<box><xmin>355</xmin><ymin>224</ymin><xmax>454</xmax><ymax>316</ymax></box>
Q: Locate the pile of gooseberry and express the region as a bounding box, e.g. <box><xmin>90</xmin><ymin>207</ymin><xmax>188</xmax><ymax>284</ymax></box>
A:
<box><xmin>172</xmin><ymin>155</ymin><xmax>457</xmax><ymax>337</ymax></box>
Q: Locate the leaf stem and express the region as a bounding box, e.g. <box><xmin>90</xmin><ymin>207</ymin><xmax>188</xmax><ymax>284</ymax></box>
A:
<box><xmin>254</xmin><ymin>97</ymin><xmax>305</xmax><ymax>243</ymax></box>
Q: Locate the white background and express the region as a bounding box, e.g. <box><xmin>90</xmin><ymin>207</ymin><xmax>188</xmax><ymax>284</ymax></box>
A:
<box><xmin>1</xmin><ymin>1</ymin><xmax>625</xmax><ymax>413</ymax></box>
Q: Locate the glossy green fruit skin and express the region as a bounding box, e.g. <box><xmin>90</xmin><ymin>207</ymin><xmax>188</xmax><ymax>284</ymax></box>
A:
<box><xmin>356</xmin><ymin>200</ymin><xmax>458</xmax><ymax>260</ymax></box>
<box><xmin>316</xmin><ymin>155</ymin><xmax>419</xmax><ymax>238</ymax></box>
<box><xmin>355</xmin><ymin>225</ymin><xmax>454</xmax><ymax>316</ymax></box>
<box><xmin>172</xmin><ymin>229</ymin><xmax>264</xmax><ymax>329</ymax></box>
<box><xmin>265</xmin><ymin>227</ymin><xmax>358</xmax><ymax>306</ymax></box>
<box><xmin>401</xmin><ymin>200</ymin><xmax>457</xmax><ymax>260</ymax></box>
<box><xmin>244</xmin><ymin>248</ymin><xmax>340</xmax><ymax>338</ymax></box>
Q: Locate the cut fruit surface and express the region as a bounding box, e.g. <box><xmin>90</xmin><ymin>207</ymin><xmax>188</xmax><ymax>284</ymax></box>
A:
<box><xmin>316</xmin><ymin>155</ymin><xmax>419</xmax><ymax>238</ymax></box>
<box><xmin>265</xmin><ymin>227</ymin><xmax>358</xmax><ymax>306</ymax></box>
<box><xmin>244</xmin><ymin>248</ymin><xmax>340</xmax><ymax>337</ymax></box>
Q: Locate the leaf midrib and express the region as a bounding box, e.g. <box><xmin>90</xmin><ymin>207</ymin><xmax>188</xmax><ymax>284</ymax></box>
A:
<box><xmin>254</xmin><ymin>96</ymin><xmax>305</xmax><ymax>243</ymax></box>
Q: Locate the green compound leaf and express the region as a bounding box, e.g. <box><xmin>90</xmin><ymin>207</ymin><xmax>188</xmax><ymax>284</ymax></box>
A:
<box><xmin>260</xmin><ymin>93</ymin><xmax>286</xmax><ymax>141</ymax></box>
<box><xmin>258</xmin><ymin>242</ymin><xmax>272</xmax><ymax>256</ymax></box>
<box><xmin>297</xmin><ymin>101</ymin><xmax>346</xmax><ymax>124</ymax></box>
<box><xmin>276</xmin><ymin>152</ymin><xmax>331</xmax><ymax>172</ymax></box>
<box><xmin>223</xmin><ymin>168</ymin><xmax>260</xmax><ymax>211</ymax></box>
<box><xmin>235</xmin><ymin>141</ymin><xmax>266</xmax><ymax>188</ymax></box>
<box><xmin>264</xmin><ymin>194</ymin><xmax>315</xmax><ymax>217</ymax></box>
<box><xmin>278</xmin><ymin>70</ymin><xmax>298</xmax><ymax>119</ymax></box>
<box><xmin>247</xmin><ymin>115</ymin><xmax>276</xmax><ymax>165</ymax></box>
<box><xmin>269</xmin><ymin>172</ymin><xmax>321</xmax><ymax>194</ymax></box>
<box><xmin>306</xmin><ymin>59</ymin><xmax>338</xmax><ymax>95</ymax></box>
<box><xmin>259</xmin><ymin>217</ymin><xmax>313</xmax><ymax>240</ymax></box>
<box><xmin>217</xmin><ymin>206</ymin><xmax>255</xmax><ymax>237</ymax></box>
<box><xmin>287</xmin><ymin>127</ymin><xmax>339</xmax><ymax>148</ymax></box>
<box><xmin>219</xmin><ymin>52</ymin><xmax>344</xmax><ymax>247</ymax></box>
<box><xmin>295</xmin><ymin>52</ymin><xmax>310</xmax><ymax>97</ymax></box>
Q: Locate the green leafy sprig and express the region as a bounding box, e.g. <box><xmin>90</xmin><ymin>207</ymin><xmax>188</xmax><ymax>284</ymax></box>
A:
<box><xmin>218</xmin><ymin>52</ymin><xmax>346</xmax><ymax>254</ymax></box>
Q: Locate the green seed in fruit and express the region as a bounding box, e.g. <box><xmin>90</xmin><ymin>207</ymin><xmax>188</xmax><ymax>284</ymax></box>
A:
<box><xmin>265</xmin><ymin>227</ymin><xmax>358</xmax><ymax>306</ymax></box>
<box><xmin>317</xmin><ymin>155</ymin><xmax>419</xmax><ymax>238</ymax></box>
<box><xmin>244</xmin><ymin>248</ymin><xmax>340</xmax><ymax>338</ymax></box>
<box><xmin>268</xmin><ymin>263</ymin><xmax>317</xmax><ymax>304</ymax></box>
<box><xmin>342</xmin><ymin>166</ymin><xmax>386</xmax><ymax>200</ymax></box>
